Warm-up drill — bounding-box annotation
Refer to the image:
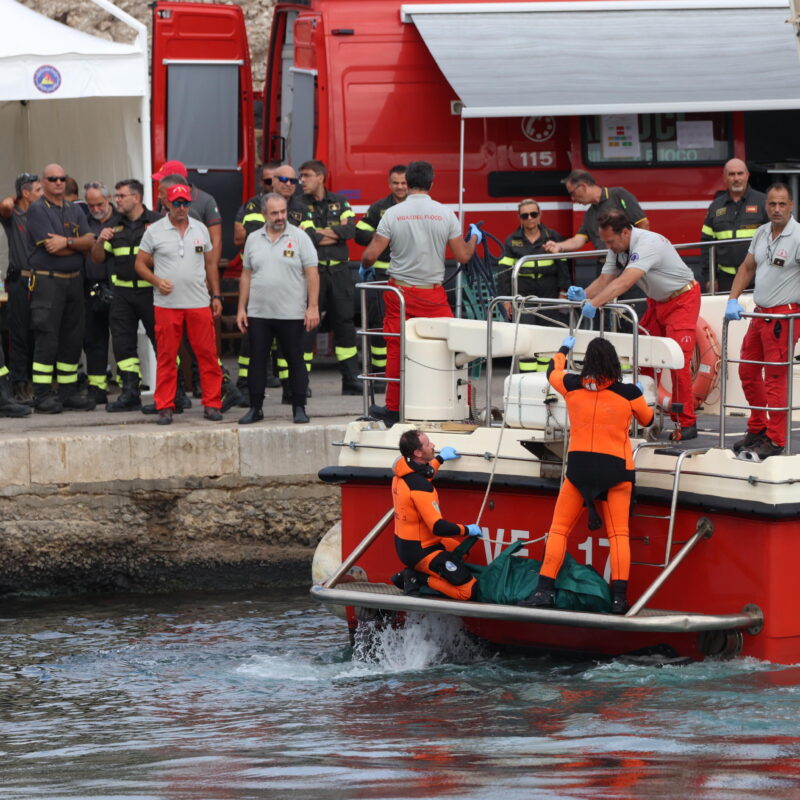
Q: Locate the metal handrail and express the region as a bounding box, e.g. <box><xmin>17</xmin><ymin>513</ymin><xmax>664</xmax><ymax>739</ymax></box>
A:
<box><xmin>509</xmin><ymin>237</ymin><xmax>754</xmax><ymax>299</ymax></box>
<box><xmin>626</xmin><ymin>517</ymin><xmax>714</xmax><ymax>616</ymax></box>
<box><xmin>356</xmin><ymin>281</ymin><xmax>406</xmax><ymax>421</ymax></box>
<box><xmin>323</xmin><ymin>507</ymin><xmax>395</xmax><ymax>589</ymax></box>
<box><xmin>484</xmin><ymin>295</ymin><xmax>641</xmax><ymax>431</ymax></box>
<box><xmin>719</xmin><ymin>310</ymin><xmax>800</xmax><ymax>455</ymax></box>
<box><xmin>631</xmin><ymin>442</ymin><xmax>710</xmax><ymax>568</ymax></box>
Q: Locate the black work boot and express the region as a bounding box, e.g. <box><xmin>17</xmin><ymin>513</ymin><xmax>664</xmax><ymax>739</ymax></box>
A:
<box><xmin>88</xmin><ymin>386</ymin><xmax>108</xmax><ymax>405</ymax></box>
<box><xmin>733</xmin><ymin>427</ymin><xmax>767</xmax><ymax>454</ymax></box>
<box><xmin>340</xmin><ymin>356</ymin><xmax>362</xmax><ymax>395</ymax></box>
<box><xmin>33</xmin><ymin>384</ymin><xmax>62</xmax><ymax>414</ymax></box>
<box><xmin>0</xmin><ymin>376</ymin><xmax>32</xmax><ymax>417</ymax></box>
<box><xmin>610</xmin><ymin>580</ymin><xmax>629</xmax><ymax>615</ymax></box>
<box><xmin>58</xmin><ymin>384</ymin><xmax>96</xmax><ymax>411</ymax></box>
<box><xmin>238</xmin><ymin>406</ymin><xmax>264</xmax><ymax>425</ymax></box>
<box><xmin>401</xmin><ymin>568</ymin><xmax>428</xmax><ymax>596</ymax></box>
<box><xmin>13</xmin><ymin>380</ymin><xmax>34</xmax><ymax>406</ymax></box>
<box><xmin>107</xmin><ymin>372</ymin><xmax>142</xmax><ymax>412</ymax></box>
<box><xmin>292</xmin><ymin>405</ymin><xmax>309</xmax><ymax>424</ymax></box>
<box><xmin>519</xmin><ymin>575</ymin><xmax>556</xmax><ymax>608</ymax></box>
<box><xmin>221</xmin><ymin>372</ymin><xmax>244</xmax><ymax>412</ymax></box>
<box><xmin>236</xmin><ymin>376</ymin><xmax>250</xmax><ymax>407</ymax></box>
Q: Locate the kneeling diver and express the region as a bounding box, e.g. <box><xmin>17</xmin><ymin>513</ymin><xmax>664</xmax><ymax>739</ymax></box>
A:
<box><xmin>392</xmin><ymin>429</ymin><xmax>483</xmax><ymax>600</ymax></box>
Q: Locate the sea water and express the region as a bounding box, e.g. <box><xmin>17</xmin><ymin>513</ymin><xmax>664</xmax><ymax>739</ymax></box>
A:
<box><xmin>2</xmin><ymin>588</ymin><xmax>799</xmax><ymax>799</ymax></box>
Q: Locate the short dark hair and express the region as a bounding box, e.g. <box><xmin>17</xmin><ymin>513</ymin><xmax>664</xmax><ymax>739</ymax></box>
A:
<box><xmin>597</xmin><ymin>210</ymin><xmax>632</xmax><ymax>234</ymax></box>
<box><xmin>388</xmin><ymin>164</ymin><xmax>407</xmax><ymax>177</ymax></box>
<box><xmin>115</xmin><ymin>179</ymin><xmax>144</xmax><ymax>200</ymax></box>
<box><xmin>766</xmin><ymin>182</ymin><xmax>793</xmax><ymax>202</ymax></box>
<box><xmin>581</xmin><ymin>337</ymin><xmax>622</xmax><ymax>384</ymax></box>
<box><xmin>65</xmin><ymin>176</ymin><xmax>79</xmax><ymax>196</ymax></box>
<box><xmin>562</xmin><ymin>169</ymin><xmax>596</xmax><ymax>188</ymax></box>
<box><xmin>160</xmin><ymin>174</ymin><xmax>190</xmax><ymax>189</ymax></box>
<box><xmin>405</xmin><ymin>161</ymin><xmax>434</xmax><ymax>191</ymax></box>
<box><xmin>398</xmin><ymin>429</ymin><xmax>424</xmax><ymax>459</ymax></box>
<box><xmin>15</xmin><ymin>172</ymin><xmax>38</xmax><ymax>198</ymax></box>
<box><xmin>299</xmin><ymin>160</ymin><xmax>327</xmax><ymax>179</ymax></box>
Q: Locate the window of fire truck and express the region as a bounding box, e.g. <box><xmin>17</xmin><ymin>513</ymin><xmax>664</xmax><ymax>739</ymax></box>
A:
<box><xmin>167</xmin><ymin>64</ymin><xmax>239</xmax><ymax>168</ymax></box>
<box><xmin>583</xmin><ymin>113</ymin><xmax>732</xmax><ymax>167</ymax></box>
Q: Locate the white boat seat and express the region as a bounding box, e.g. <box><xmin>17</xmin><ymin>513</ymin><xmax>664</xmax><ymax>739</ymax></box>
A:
<box><xmin>408</xmin><ymin>317</ymin><xmax>684</xmax><ymax>370</ymax></box>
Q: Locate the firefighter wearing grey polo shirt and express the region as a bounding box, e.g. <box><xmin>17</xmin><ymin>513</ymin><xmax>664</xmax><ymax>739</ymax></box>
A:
<box><xmin>725</xmin><ymin>183</ymin><xmax>800</xmax><ymax>459</ymax></box>
<box><xmin>26</xmin><ymin>163</ymin><xmax>96</xmax><ymax>414</ymax></box>
<box><xmin>573</xmin><ymin>210</ymin><xmax>700</xmax><ymax>441</ymax></box>
<box><xmin>135</xmin><ymin>183</ymin><xmax>224</xmax><ymax>425</ymax></box>
<box><xmin>236</xmin><ymin>193</ymin><xmax>320</xmax><ymax>425</ymax></box>
<box><xmin>360</xmin><ymin>160</ymin><xmax>479</xmax><ymax>426</ymax></box>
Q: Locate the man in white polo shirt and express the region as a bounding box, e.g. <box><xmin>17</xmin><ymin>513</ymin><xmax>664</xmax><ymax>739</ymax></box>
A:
<box><xmin>572</xmin><ymin>210</ymin><xmax>701</xmax><ymax>441</ymax></box>
<box><xmin>236</xmin><ymin>193</ymin><xmax>319</xmax><ymax>425</ymax></box>
<box><xmin>725</xmin><ymin>183</ymin><xmax>800</xmax><ymax>459</ymax></box>
<box><xmin>135</xmin><ymin>183</ymin><xmax>224</xmax><ymax>425</ymax></box>
<box><xmin>360</xmin><ymin>160</ymin><xmax>480</xmax><ymax>426</ymax></box>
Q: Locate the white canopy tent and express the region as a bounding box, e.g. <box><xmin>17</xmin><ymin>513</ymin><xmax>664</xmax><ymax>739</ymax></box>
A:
<box><xmin>0</xmin><ymin>0</ymin><xmax>150</xmax><ymax>196</ymax></box>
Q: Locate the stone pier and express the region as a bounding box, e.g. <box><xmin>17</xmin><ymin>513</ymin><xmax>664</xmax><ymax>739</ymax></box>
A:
<box><xmin>0</xmin><ymin>371</ymin><xmax>368</xmax><ymax>595</ymax></box>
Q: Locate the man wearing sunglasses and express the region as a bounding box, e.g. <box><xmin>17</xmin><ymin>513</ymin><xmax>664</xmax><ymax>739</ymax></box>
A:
<box><xmin>233</xmin><ymin>162</ymin><xmax>282</xmax><ymax>248</ymax></box>
<box><xmin>25</xmin><ymin>163</ymin><xmax>96</xmax><ymax>413</ymax></box>
<box><xmin>135</xmin><ymin>183</ymin><xmax>224</xmax><ymax>425</ymax></box>
<box><xmin>497</xmin><ymin>198</ymin><xmax>571</xmax><ymax>373</ymax></box>
<box><xmin>1</xmin><ymin>172</ymin><xmax>42</xmax><ymax>406</ymax></box>
<box><xmin>545</xmin><ymin>170</ymin><xmax>649</xmax><ymax>259</ymax></box>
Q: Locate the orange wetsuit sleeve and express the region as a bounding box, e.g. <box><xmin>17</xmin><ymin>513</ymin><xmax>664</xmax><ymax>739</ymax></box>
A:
<box><xmin>547</xmin><ymin>350</ymin><xmax>569</xmax><ymax>397</ymax></box>
<box><xmin>631</xmin><ymin>392</ymin><xmax>654</xmax><ymax>427</ymax></box>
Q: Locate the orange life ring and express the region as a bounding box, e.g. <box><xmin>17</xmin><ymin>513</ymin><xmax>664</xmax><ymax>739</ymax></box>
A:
<box><xmin>657</xmin><ymin>315</ymin><xmax>721</xmax><ymax>411</ymax></box>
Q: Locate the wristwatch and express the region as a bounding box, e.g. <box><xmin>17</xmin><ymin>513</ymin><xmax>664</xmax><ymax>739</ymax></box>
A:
<box><xmin>67</xmin><ymin>237</ymin><xmax>73</xmax><ymax>248</ymax></box>
<box><xmin>211</xmin><ymin>295</ymin><xmax>224</xmax><ymax>301</ymax></box>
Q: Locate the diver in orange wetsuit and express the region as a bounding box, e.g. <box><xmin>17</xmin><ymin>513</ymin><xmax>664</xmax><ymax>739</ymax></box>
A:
<box><xmin>521</xmin><ymin>336</ymin><xmax>654</xmax><ymax>614</ymax></box>
<box><xmin>392</xmin><ymin>429</ymin><xmax>484</xmax><ymax>601</ymax></box>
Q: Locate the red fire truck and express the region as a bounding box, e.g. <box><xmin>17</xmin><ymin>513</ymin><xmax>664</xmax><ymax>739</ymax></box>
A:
<box><xmin>153</xmin><ymin>0</ymin><xmax>800</xmax><ymax>256</ymax></box>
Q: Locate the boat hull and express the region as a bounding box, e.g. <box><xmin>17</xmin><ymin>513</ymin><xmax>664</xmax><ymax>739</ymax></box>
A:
<box><xmin>330</xmin><ymin>475</ymin><xmax>796</xmax><ymax>663</ymax></box>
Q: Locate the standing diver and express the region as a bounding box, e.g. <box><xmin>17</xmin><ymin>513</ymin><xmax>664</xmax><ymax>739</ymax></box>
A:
<box><xmin>521</xmin><ymin>336</ymin><xmax>654</xmax><ymax>613</ymax></box>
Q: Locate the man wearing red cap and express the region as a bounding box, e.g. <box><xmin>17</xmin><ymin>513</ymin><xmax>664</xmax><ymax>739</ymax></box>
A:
<box><xmin>134</xmin><ymin>182</ymin><xmax>224</xmax><ymax>424</ymax></box>
<box><xmin>152</xmin><ymin>160</ymin><xmax>223</xmax><ymax>270</ymax></box>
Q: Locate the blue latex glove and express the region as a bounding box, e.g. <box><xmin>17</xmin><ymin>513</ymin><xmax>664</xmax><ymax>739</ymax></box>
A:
<box><xmin>581</xmin><ymin>301</ymin><xmax>597</xmax><ymax>319</ymax></box>
<box><xmin>725</xmin><ymin>298</ymin><xmax>743</xmax><ymax>321</ymax></box>
<box><xmin>567</xmin><ymin>285</ymin><xmax>586</xmax><ymax>302</ymax></box>
<box><xmin>561</xmin><ymin>335</ymin><xmax>576</xmax><ymax>350</ymax></box>
<box><xmin>468</xmin><ymin>223</ymin><xmax>483</xmax><ymax>244</ymax></box>
<box><xmin>358</xmin><ymin>264</ymin><xmax>376</xmax><ymax>282</ymax></box>
<box><xmin>635</xmin><ymin>381</ymin><xmax>645</xmax><ymax>394</ymax></box>
<box><xmin>438</xmin><ymin>446</ymin><xmax>460</xmax><ymax>461</ymax></box>
<box><xmin>466</xmin><ymin>524</ymin><xmax>484</xmax><ymax>538</ymax></box>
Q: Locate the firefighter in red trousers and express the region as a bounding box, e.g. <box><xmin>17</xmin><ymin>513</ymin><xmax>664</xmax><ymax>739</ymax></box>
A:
<box><xmin>571</xmin><ymin>210</ymin><xmax>700</xmax><ymax>441</ymax></box>
<box><xmin>521</xmin><ymin>336</ymin><xmax>654</xmax><ymax>614</ymax></box>
<box><xmin>392</xmin><ymin>429</ymin><xmax>483</xmax><ymax>600</ymax></box>
<box><xmin>360</xmin><ymin>161</ymin><xmax>479</xmax><ymax>426</ymax></box>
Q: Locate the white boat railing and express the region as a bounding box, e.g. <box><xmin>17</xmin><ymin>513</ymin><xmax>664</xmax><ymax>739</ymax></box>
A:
<box><xmin>720</xmin><ymin>309</ymin><xmax>800</xmax><ymax>456</ymax></box>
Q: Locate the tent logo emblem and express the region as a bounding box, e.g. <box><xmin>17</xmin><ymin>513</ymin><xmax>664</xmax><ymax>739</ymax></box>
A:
<box><xmin>33</xmin><ymin>65</ymin><xmax>61</xmax><ymax>94</ymax></box>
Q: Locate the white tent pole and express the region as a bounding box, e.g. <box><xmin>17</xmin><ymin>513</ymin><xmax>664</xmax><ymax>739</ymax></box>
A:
<box><xmin>455</xmin><ymin>113</ymin><xmax>465</xmax><ymax>319</ymax></box>
<box><xmin>87</xmin><ymin>0</ymin><xmax>152</xmax><ymax>197</ymax></box>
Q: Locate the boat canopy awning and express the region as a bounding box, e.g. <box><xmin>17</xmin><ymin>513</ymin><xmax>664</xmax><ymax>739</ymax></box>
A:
<box><xmin>401</xmin><ymin>1</ymin><xmax>800</xmax><ymax>118</ymax></box>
